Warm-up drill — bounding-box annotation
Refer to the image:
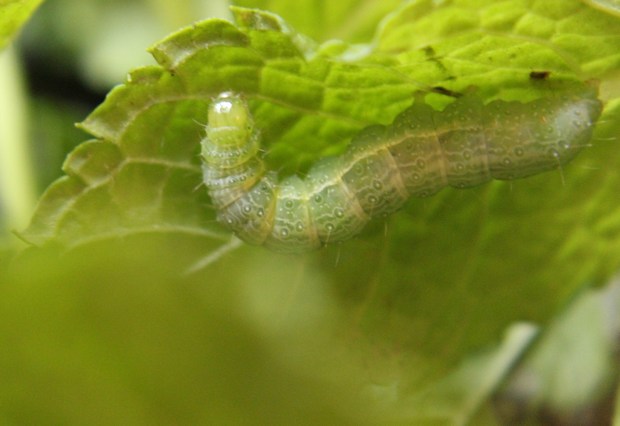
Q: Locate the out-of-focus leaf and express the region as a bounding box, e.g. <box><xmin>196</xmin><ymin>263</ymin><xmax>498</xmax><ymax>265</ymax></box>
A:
<box><xmin>232</xmin><ymin>0</ymin><xmax>402</xmax><ymax>42</ymax></box>
<box><xmin>0</xmin><ymin>0</ymin><xmax>43</xmax><ymax>49</ymax></box>
<box><xmin>28</xmin><ymin>99</ymin><xmax>92</xmax><ymax>191</ymax></box>
<box><xmin>583</xmin><ymin>0</ymin><xmax>620</xmax><ymax>16</ymax></box>
<box><xmin>496</xmin><ymin>276</ymin><xmax>620</xmax><ymax>424</ymax></box>
<box><xmin>17</xmin><ymin>0</ymin><xmax>231</xmax><ymax>90</ymax></box>
<box><xmin>0</xmin><ymin>237</ymin><xmax>382</xmax><ymax>425</ymax></box>
<box><xmin>383</xmin><ymin>323</ymin><xmax>538</xmax><ymax>424</ymax></box>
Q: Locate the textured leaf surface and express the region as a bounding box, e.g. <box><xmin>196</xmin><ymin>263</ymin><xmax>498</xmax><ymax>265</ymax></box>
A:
<box><xmin>19</xmin><ymin>0</ymin><xmax>620</xmax><ymax>422</ymax></box>
<box><xmin>232</xmin><ymin>0</ymin><xmax>403</xmax><ymax>42</ymax></box>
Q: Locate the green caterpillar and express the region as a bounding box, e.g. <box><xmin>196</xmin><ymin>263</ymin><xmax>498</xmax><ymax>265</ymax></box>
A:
<box><xmin>201</xmin><ymin>85</ymin><xmax>602</xmax><ymax>253</ymax></box>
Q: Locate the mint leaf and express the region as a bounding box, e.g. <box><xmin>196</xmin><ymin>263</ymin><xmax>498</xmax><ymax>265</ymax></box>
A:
<box><xmin>19</xmin><ymin>2</ymin><xmax>620</xmax><ymax>420</ymax></box>
<box><xmin>232</xmin><ymin>0</ymin><xmax>403</xmax><ymax>42</ymax></box>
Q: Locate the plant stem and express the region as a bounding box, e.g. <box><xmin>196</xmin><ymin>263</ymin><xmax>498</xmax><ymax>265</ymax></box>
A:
<box><xmin>0</xmin><ymin>46</ymin><xmax>37</xmax><ymax>244</ymax></box>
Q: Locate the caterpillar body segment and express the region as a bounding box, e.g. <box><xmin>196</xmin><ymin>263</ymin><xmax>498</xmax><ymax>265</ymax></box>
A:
<box><xmin>201</xmin><ymin>86</ymin><xmax>602</xmax><ymax>253</ymax></box>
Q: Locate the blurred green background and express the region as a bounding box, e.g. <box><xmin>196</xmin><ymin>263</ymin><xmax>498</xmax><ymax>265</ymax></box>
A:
<box><xmin>1</xmin><ymin>0</ymin><xmax>620</xmax><ymax>424</ymax></box>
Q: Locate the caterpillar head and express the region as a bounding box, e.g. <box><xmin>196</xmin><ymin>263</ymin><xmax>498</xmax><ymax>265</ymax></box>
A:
<box><xmin>202</xmin><ymin>92</ymin><xmax>259</xmax><ymax>167</ymax></box>
<box><xmin>208</xmin><ymin>92</ymin><xmax>251</xmax><ymax>130</ymax></box>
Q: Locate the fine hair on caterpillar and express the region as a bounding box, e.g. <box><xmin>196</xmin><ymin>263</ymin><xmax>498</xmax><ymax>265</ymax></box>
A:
<box><xmin>200</xmin><ymin>83</ymin><xmax>603</xmax><ymax>253</ymax></box>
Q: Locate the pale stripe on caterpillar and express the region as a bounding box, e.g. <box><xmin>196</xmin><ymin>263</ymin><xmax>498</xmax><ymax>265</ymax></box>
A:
<box><xmin>201</xmin><ymin>84</ymin><xmax>602</xmax><ymax>253</ymax></box>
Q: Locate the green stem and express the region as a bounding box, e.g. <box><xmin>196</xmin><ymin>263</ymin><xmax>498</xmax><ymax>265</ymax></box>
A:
<box><xmin>0</xmin><ymin>46</ymin><xmax>37</xmax><ymax>244</ymax></box>
<box><xmin>614</xmin><ymin>379</ymin><xmax>620</xmax><ymax>426</ymax></box>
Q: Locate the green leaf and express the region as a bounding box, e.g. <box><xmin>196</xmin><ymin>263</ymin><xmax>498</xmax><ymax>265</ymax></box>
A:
<box><xmin>231</xmin><ymin>0</ymin><xmax>403</xmax><ymax>42</ymax></box>
<box><xmin>497</xmin><ymin>279</ymin><xmax>620</xmax><ymax>423</ymax></box>
<box><xmin>0</xmin><ymin>239</ymin><xmax>383</xmax><ymax>425</ymax></box>
<box><xmin>376</xmin><ymin>0</ymin><xmax>620</xmax><ymax>89</ymax></box>
<box><xmin>0</xmin><ymin>0</ymin><xmax>43</xmax><ymax>49</ymax></box>
<box><xmin>18</xmin><ymin>0</ymin><xmax>620</xmax><ymax>420</ymax></box>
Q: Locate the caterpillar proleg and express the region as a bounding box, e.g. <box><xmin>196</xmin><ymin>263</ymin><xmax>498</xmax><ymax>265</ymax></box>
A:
<box><xmin>201</xmin><ymin>85</ymin><xmax>602</xmax><ymax>253</ymax></box>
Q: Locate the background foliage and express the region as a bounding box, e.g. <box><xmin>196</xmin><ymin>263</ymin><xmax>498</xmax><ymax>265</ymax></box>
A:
<box><xmin>1</xmin><ymin>0</ymin><xmax>620</xmax><ymax>424</ymax></box>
